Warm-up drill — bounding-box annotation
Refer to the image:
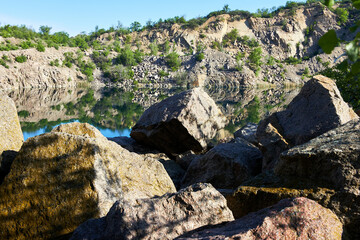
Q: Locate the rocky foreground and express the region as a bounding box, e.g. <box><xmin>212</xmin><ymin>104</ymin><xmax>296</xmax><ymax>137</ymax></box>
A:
<box><xmin>0</xmin><ymin>75</ymin><xmax>359</xmax><ymax>239</ymax></box>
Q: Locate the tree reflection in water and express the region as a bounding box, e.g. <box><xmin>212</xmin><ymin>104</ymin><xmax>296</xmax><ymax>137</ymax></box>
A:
<box><xmin>5</xmin><ymin>86</ymin><xmax>300</xmax><ymax>141</ymax></box>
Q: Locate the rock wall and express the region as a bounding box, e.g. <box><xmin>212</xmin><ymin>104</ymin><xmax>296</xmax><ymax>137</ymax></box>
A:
<box><xmin>0</xmin><ymin>47</ymin><xmax>87</xmax><ymax>90</ymax></box>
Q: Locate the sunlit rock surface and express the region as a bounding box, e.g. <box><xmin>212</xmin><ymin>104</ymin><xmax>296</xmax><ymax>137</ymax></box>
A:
<box><xmin>0</xmin><ymin>94</ymin><xmax>23</xmax><ymax>184</ymax></box>
<box><xmin>71</xmin><ymin>183</ymin><xmax>234</xmax><ymax>240</ymax></box>
<box><xmin>177</xmin><ymin>197</ymin><xmax>342</xmax><ymax>240</ymax></box>
<box><xmin>257</xmin><ymin>75</ymin><xmax>359</xmax><ymax>171</ymax></box>
<box><xmin>0</xmin><ymin>124</ymin><xmax>175</xmax><ymax>240</ymax></box>
<box><xmin>131</xmin><ymin>88</ymin><xmax>228</xmax><ymax>155</ymax></box>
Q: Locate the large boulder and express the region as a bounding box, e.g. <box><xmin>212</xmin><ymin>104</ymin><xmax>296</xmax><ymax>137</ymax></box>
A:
<box><xmin>177</xmin><ymin>197</ymin><xmax>342</xmax><ymax>240</ymax></box>
<box><xmin>0</xmin><ymin>94</ymin><xmax>23</xmax><ymax>183</ymax></box>
<box><xmin>257</xmin><ymin>75</ymin><xmax>358</xmax><ymax>170</ymax></box>
<box><xmin>181</xmin><ymin>138</ymin><xmax>262</xmax><ymax>189</ymax></box>
<box><xmin>130</xmin><ymin>88</ymin><xmax>228</xmax><ymax>155</ymax></box>
<box><xmin>71</xmin><ymin>183</ymin><xmax>234</xmax><ymax>240</ymax></box>
<box><xmin>0</xmin><ymin>94</ymin><xmax>23</xmax><ymax>153</ymax></box>
<box><xmin>276</xmin><ymin>118</ymin><xmax>360</xmax><ymax>238</ymax></box>
<box><xmin>276</xmin><ymin>119</ymin><xmax>360</xmax><ymax>194</ymax></box>
<box><xmin>0</xmin><ymin>125</ymin><xmax>175</xmax><ymax>240</ymax></box>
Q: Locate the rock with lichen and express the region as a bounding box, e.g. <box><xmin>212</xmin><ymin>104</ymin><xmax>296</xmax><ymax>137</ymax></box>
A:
<box><xmin>257</xmin><ymin>75</ymin><xmax>359</xmax><ymax>171</ymax></box>
<box><xmin>0</xmin><ymin>123</ymin><xmax>176</xmax><ymax>240</ymax></box>
<box><xmin>177</xmin><ymin>197</ymin><xmax>342</xmax><ymax>240</ymax></box>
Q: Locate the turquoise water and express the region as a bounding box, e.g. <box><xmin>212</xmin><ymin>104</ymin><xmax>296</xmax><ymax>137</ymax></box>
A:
<box><xmin>22</xmin><ymin>119</ymin><xmax>131</xmax><ymax>141</ymax></box>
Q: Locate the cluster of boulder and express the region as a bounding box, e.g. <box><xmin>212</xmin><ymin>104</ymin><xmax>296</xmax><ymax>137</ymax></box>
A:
<box><xmin>0</xmin><ymin>75</ymin><xmax>359</xmax><ymax>239</ymax></box>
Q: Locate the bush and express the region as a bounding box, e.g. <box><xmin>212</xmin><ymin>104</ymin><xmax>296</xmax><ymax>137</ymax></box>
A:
<box><xmin>284</xmin><ymin>56</ymin><xmax>302</xmax><ymax>65</ymax></box>
<box><xmin>223</xmin><ymin>29</ymin><xmax>239</xmax><ymax>45</ymax></box>
<box><xmin>248</xmin><ymin>47</ymin><xmax>262</xmax><ymax>70</ymax></box>
<box><xmin>303</xmin><ymin>67</ymin><xmax>310</xmax><ymax>76</ymax></box>
<box><xmin>63</xmin><ymin>52</ymin><xmax>75</xmax><ymax>68</ymax></box>
<box><xmin>0</xmin><ymin>55</ymin><xmax>10</xmax><ymax>68</ymax></box>
<box><xmin>104</xmin><ymin>65</ymin><xmax>134</xmax><ymax>82</ymax></box>
<box><xmin>18</xmin><ymin>110</ymin><xmax>30</xmax><ymax>118</ymax></box>
<box><xmin>158</xmin><ymin>70</ymin><xmax>169</xmax><ymax>77</ymax></box>
<box><xmin>134</xmin><ymin>49</ymin><xmax>143</xmax><ymax>64</ymax></box>
<box><xmin>211</xmin><ymin>41</ymin><xmax>223</xmax><ymax>51</ymax></box>
<box><xmin>149</xmin><ymin>42</ymin><xmax>158</xmax><ymax>55</ymax></box>
<box><xmin>19</xmin><ymin>40</ymin><xmax>35</xmax><ymax>49</ymax></box>
<box><xmin>15</xmin><ymin>55</ymin><xmax>27</xmax><ymax>63</ymax></box>
<box><xmin>266</xmin><ymin>56</ymin><xmax>276</xmax><ymax>65</ymax></box>
<box><xmin>162</xmin><ymin>40</ymin><xmax>170</xmax><ymax>54</ymax></box>
<box><xmin>183</xmin><ymin>17</ymin><xmax>206</xmax><ymax>29</ymax></box>
<box><xmin>195</xmin><ymin>52</ymin><xmax>205</xmax><ymax>62</ymax></box>
<box><xmin>165</xmin><ymin>52</ymin><xmax>181</xmax><ymax>71</ymax></box>
<box><xmin>36</xmin><ymin>42</ymin><xmax>45</xmax><ymax>52</ymax></box>
<box><xmin>0</xmin><ymin>42</ymin><xmax>19</xmax><ymax>51</ymax></box>
<box><xmin>238</xmin><ymin>36</ymin><xmax>259</xmax><ymax>48</ymax></box>
<box><xmin>335</xmin><ymin>8</ymin><xmax>349</xmax><ymax>25</ymax></box>
<box><xmin>236</xmin><ymin>52</ymin><xmax>245</xmax><ymax>61</ymax></box>
<box><xmin>50</xmin><ymin>59</ymin><xmax>60</xmax><ymax>67</ymax></box>
<box><xmin>115</xmin><ymin>45</ymin><xmax>143</xmax><ymax>66</ymax></box>
<box><xmin>92</xmin><ymin>51</ymin><xmax>111</xmax><ymax>70</ymax></box>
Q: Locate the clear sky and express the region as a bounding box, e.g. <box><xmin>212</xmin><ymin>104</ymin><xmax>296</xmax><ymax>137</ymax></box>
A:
<box><xmin>0</xmin><ymin>0</ymin><xmax>302</xmax><ymax>36</ymax></box>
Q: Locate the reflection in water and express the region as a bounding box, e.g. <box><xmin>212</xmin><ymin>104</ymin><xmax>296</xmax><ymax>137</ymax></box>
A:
<box><xmin>5</xmin><ymin>86</ymin><xmax>300</xmax><ymax>141</ymax></box>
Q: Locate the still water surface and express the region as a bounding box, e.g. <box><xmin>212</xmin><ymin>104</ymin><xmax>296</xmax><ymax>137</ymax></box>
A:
<box><xmin>5</xmin><ymin>86</ymin><xmax>300</xmax><ymax>141</ymax></box>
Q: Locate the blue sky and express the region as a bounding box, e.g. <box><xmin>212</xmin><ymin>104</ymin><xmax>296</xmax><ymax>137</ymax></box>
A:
<box><xmin>0</xmin><ymin>0</ymin><xmax>302</xmax><ymax>36</ymax></box>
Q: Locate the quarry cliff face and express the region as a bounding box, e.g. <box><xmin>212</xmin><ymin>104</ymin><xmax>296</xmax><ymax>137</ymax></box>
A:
<box><xmin>0</xmin><ymin>47</ymin><xmax>89</xmax><ymax>90</ymax></box>
<box><xmin>115</xmin><ymin>3</ymin><xmax>339</xmax><ymax>59</ymax></box>
<box><xmin>0</xmin><ymin>3</ymin><xmax>349</xmax><ymax>89</ymax></box>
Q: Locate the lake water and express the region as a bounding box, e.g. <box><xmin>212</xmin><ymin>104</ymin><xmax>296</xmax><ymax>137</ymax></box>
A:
<box><xmin>5</xmin><ymin>86</ymin><xmax>300</xmax><ymax>141</ymax></box>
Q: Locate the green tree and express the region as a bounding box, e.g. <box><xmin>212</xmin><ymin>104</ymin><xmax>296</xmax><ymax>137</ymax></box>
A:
<box><xmin>149</xmin><ymin>41</ymin><xmax>158</xmax><ymax>55</ymax></box>
<box><xmin>249</xmin><ymin>47</ymin><xmax>263</xmax><ymax>70</ymax></box>
<box><xmin>130</xmin><ymin>21</ymin><xmax>142</xmax><ymax>32</ymax></box>
<box><xmin>223</xmin><ymin>4</ymin><xmax>230</xmax><ymax>13</ymax></box>
<box><xmin>165</xmin><ymin>52</ymin><xmax>181</xmax><ymax>71</ymax></box>
<box><xmin>39</xmin><ymin>25</ymin><xmax>51</xmax><ymax>38</ymax></box>
<box><xmin>162</xmin><ymin>40</ymin><xmax>170</xmax><ymax>54</ymax></box>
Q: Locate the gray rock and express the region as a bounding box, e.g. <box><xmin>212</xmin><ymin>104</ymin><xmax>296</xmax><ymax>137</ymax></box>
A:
<box><xmin>71</xmin><ymin>183</ymin><xmax>234</xmax><ymax>240</ymax></box>
<box><xmin>276</xmin><ymin>119</ymin><xmax>360</xmax><ymax>195</ymax></box>
<box><xmin>181</xmin><ymin>138</ymin><xmax>262</xmax><ymax>189</ymax></box>
<box><xmin>177</xmin><ymin>197</ymin><xmax>342</xmax><ymax>240</ymax></box>
<box><xmin>234</xmin><ymin>122</ymin><xmax>258</xmax><ymax>144</ymax></box>
<box><xmin>257</xmin><ymin>75</ymin><xmax>358</xmax><ymax>171</ymax></box>
<box><xmin>0</xmin><ymin>94</ymin><xmax>23</xmax><ymax>184</ymax></box>
<box><xmin>130</xmin><ymin>88</ymin><xmax>227</xmax><ymax>155</ymax></box>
